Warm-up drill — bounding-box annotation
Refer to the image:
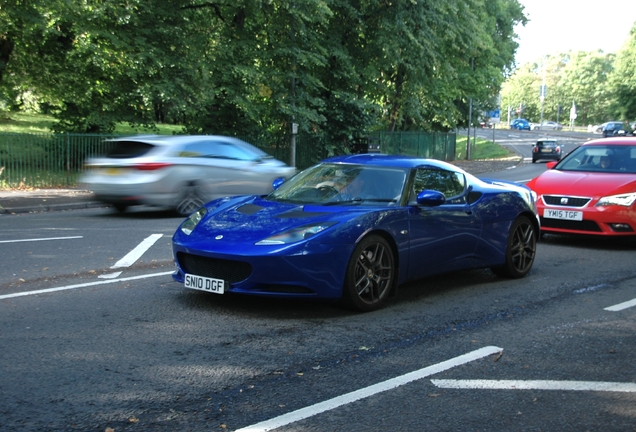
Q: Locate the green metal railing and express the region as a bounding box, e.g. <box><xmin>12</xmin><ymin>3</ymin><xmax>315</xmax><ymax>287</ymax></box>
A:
<box><xmin>0</xmin><ymin>131</ymin><xmax>456</xmax><ymax>189</ymax></box>
<box><xmin>372</xmin><ymin>131</ymin><xmax>456</xmax><ymax>160</ymax></box>
<box><xmin>0</xmin><ymin>133</ymin><xmax>117</xmax><ymax>188</ymax></box>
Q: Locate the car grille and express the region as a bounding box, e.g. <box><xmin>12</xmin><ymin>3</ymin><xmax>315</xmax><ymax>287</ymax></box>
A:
<box><xmin>540</xmin><ymin>217</ymin><xmax>602</xmax><ymax>232</ymax></box>
<box><xmin>543</xmin><ymin>195</ymin><xmax>591</xmax><ymax>207</ymax></box>
<box><xmin>177</xmin><ymin>252</ymin><xmax>252</xmax><ymax>283</ymax></box>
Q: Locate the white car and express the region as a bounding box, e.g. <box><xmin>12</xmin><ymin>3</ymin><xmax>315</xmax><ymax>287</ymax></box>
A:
<box><xmin>80</xmin><ymin>135</ymin><xmax>297</xmax><ymax>215</ymax></box>
<box><xmin>531</xmin><ymin>121</ymin><xmax>563</xmax><ymax>131</ymax></box>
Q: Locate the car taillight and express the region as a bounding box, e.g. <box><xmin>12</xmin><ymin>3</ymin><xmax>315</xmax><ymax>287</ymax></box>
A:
<box><xmin>556</xmin><ymin>147</ymin><xmax>561</xmax><ymax>153</ymax></box>
<box><xmin>533</xmin><ymin>147</ymin><xmax>538</xmax><ymax>153</ymax></box>
<box><xmin>134</xmin><ymin>162</ymin><xmax>172</xmax><ymax>171</ymax></box>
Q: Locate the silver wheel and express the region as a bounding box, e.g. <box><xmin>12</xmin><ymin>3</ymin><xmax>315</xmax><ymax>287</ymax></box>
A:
<box><xmin>176</xmin><ymin>183</ymin><xmax>205</xmax><ymax>216</ymax></box>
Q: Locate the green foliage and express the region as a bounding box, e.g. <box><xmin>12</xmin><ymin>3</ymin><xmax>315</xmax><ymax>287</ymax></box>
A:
<box><xmin>456</xmin><ymin>134</ymin><xmax>515</xmax><ymax>160</ymax></box>
<box><xmin>1</xmin><ymin>0</ymin><xmax>528</xmax><ymax>138</ymax></box>
<box><xmin>609</xmin><ymin>22</ymin><xmax>636</xmax><ymax>121</ymax></box>
<box><xmin>0</xmin><ymin>112</ymin><xmax>183</xmax><ymax>134</ymax></box>
<box><xmin>500</xmin><ymin>38</ymin><xmax>636</xmax><ymax>127</ymax></box>
<box><xmin>501</xmin><ymin>51</ymin><xmax>617</xmax><ymax>126</ymax></box>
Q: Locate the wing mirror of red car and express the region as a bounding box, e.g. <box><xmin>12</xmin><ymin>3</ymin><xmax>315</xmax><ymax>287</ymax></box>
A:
<box><xmin>546</xmin><ymin>161</ymin><xmax>558</xmax><ymax>169</ymax></box>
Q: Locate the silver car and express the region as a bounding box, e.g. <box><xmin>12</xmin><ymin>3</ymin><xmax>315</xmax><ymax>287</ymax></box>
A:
<box><xmin>80</xmin><ymin>135</ymin><xmax>296</xmax><ymax>215</ymax></box>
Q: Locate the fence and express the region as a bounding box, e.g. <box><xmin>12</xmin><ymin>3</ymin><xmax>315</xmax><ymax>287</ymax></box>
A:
<box><xmin>0</xmin><ymin>131</ymin><xmax>456</xmax><ymax>189</ymax></box>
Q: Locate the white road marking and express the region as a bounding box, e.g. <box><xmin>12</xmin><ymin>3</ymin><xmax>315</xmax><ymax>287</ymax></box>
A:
<box><xmin>0</xmin><ymin>271</ymin><xmax>174</xmax><ymax>300</ymax></box>
<box><xmin>605</xmin><ymin>298</ymin><xmax>636</xmax><ymax>312</ymax></box>
<box><xmin>110</xmin><ymin>234</ymin><xmax>163</xmax><ymax>269</ymax></box>
<box><xmin>0</xmin><ymin>236</ymin><xmax>83</xmax><ymax>244</ymax></box>
<box><xmin>97</xmin><ymin>233</ymin><xmax>163</xmax><ymax>278</ymax></box>
<box><xmin>234</xmin><ymin>346</ymin><xmax>503</xmax><ymax>432</ymax></box>
<box><xmin>432</xmin><ymin>379</ymin><xmax>636</xmax><ymax>393</ymax></box>
<box><xmin>98</xmin><ymin>271</ymin><xmax>122</xmax><ymax>279</ymax></box>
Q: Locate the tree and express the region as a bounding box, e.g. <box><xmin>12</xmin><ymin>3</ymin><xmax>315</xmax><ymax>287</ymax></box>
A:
<box><xmin>501</xmin><ymin>51</ymin><xmax>615</xmax><ymax>126</ymax></box>
<box><xmin>609</xmin><ymin>22</ymin><xmax>636</xmax><ymax>121</ymax></box>
<box><xmin>558</xmin><ymin>51</ymin><xmax>615</xmax><ymax>126</ymax></box>
<box><xmin>1</xmin><ymin>0</ymin><xmax>529</xmax><ymax>137</ymax></box>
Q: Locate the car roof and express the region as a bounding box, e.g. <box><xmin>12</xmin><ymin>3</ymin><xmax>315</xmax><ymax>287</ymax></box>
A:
<box><xmin>105</xmin><ymin>134</ymin><xmax>269</xmax><ymax>156</ymax></box>
<box><xmin>581</xmin><ymin>137</ymin><xmax>636</xmax><ymax>146</ymax></box>
<box><xmin>322</xmin><ymin>153</ymin><xmax>464</xmax><ymax>170</ymax></box>
<box><xmin>107</xmin><ymin>134</ymin><xmax>256</xmax><ymax>147</ymax></box>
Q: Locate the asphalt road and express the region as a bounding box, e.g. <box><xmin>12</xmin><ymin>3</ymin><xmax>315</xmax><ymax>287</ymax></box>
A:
<box><xmin>1</xmin><ymin>140</ymin><xmax>635</xmax><ymax>431</ymax></box>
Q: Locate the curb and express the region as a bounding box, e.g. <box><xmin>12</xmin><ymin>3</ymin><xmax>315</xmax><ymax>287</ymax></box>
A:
<box><xmin>0</xmin><ymin>201</ymin><xmax>108</xmax><ymax>215</ymax></box>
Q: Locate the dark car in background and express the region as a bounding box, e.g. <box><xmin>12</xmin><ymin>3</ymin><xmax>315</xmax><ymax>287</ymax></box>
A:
<box><xmin>602</xmin><ymin>122</ymin><xmax>629</xmax><ymax>138</ymax></box>
<box><xmin>532</xmin><ymin>139</ymin><xmax>563</xmax><ymax>163</ymax></box>
<box><xmin>510</xmin><ymin>119</ymin><xmax>531</xmax><ymax>130</ymax></box>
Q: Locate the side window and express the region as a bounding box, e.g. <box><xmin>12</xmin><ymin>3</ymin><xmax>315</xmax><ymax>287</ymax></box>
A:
<box><xmin>214</xmin><ymin>142</ymin><xmax>253</xmax><ymax>160</ymax></box>
<box><xmin>179</xmin><ymin>141</ymin><xmax>254</xmax><ymax>160</ymax></box>
<box><xmin>412</xmin><ymin>168</ymin><xmax>466</xmax><ymax>202</ymax></box>
<box><xmin>179</xmin><ymin>141</ymin><xmax>219</xmax><ymax>158</ymax></box>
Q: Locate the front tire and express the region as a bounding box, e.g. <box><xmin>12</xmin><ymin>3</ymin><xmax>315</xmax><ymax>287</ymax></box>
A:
<box><xmin>491</xmin><ymin>215</ymin><xmax>537</xmax><ymax>278</ymax></box>
<box><xmin>341</xmin><ymin>235</ymin><xmax>395</xmax><ymax>312</ymax></box>
<box><xmin>175</xmin><ymin>183</ymin><xmax>206</xmax><ymax>217</ymax></box>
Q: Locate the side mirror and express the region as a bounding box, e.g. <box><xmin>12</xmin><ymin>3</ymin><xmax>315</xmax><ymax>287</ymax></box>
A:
<box><xmin>546</xmin><ymin>161</ymin><xmax>558</xmax><ymax>169</ymax></box>
<box><xmin>416</xmin><ymin>190</ymin><xmax>446</xmax><ymax>206</ymax></box>
<box><xmin>272</xmin><ymin>177</ymin><xmax>286</xmax><ymax>190</ymax></box>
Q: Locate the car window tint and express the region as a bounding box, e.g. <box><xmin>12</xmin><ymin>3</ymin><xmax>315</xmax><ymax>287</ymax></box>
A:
<box><xmin>105</xmin><ymin>141</ymin><xmax>155</xmax><ymax>158</ymax></box>
<box><xmin>559</xmin><ymin>145</ymin><xmax>636</xmax><ymax>173</ymax></box>
<box><xmin>180</xmin><ymin>141</ymin><xmax>258</xmax><ymax>160</ymax></box>
<box><xmin>412</xmin><ymin>168</ymin><xmax>465</xmax><ymax>200</ymax></box>
<box><xmin>214</xmin><ymin>142</ymin><xmax>256</xmax><ymax>160</ymax></box>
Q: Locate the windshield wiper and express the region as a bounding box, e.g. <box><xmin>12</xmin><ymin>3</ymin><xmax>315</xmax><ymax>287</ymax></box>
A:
<box><xmin>322</xmin><ymin>198</ymin><xmax>396</xmax><ymax>206</ymax></box>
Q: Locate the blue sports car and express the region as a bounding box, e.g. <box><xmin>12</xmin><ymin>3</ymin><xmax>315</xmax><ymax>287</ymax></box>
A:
<box><xmin>172</xmin><ymin>154</ymin><xmax>539</xmax><ymax>311</ymax></box>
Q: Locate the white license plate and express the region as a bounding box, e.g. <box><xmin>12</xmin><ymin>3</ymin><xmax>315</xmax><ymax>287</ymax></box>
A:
<box><xmin>543</xmin><ymin>209</ymin><xmax>583</xmax><ymax>221</ymax></box>
<box><xmin>184</xmin><ymin>273</ymin><xmax>225</xmax><ymax>294</ymax></box>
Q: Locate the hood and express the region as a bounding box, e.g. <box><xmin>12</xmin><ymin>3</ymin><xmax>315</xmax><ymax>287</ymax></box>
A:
<box><xmin>528</xmin><ymin>170</ymin><xmax>636</xmax><ymax>197</ymax></box>
<box><xmin>187</xmin><ymin>196</ymin><xmax>368</xmax><ymax>245</ymax></box>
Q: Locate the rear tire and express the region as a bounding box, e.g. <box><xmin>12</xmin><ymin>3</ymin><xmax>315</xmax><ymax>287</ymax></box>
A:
<box><xmin>491</xmin><ymin>215</ymin><xmax>537</xmax><ymax>278</ymax></box>
<box><xmin>112</xmin><ymin>203</ymin><xmax>128</xmax><ymax>213</ymax></box>
<box><xmin>341</xmin><ymin>235</ymin><xmax>395</xmax><ymax>312</ymax></box>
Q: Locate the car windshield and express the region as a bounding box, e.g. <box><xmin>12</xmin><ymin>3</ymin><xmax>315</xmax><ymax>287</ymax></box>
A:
<box><xmin>556</xmin><ymin>145</ymin><xmax>636</xmax><ymax>173</ymax></box>
<box><xmin>267</xmin><ymin>163</ymin><xmax>408</xmax><ymax>205</ymax></box>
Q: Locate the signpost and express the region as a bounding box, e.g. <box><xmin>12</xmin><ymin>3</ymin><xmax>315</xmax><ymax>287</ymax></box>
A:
<box><xmin>488</xmin><ymin>109</ymin><xmax>500</xmax><ymax>143</ymax></box>
<box><xmin>569</xmin><ymin>101</ymin><xmax>577</xmax><ymax>130</ymax></box>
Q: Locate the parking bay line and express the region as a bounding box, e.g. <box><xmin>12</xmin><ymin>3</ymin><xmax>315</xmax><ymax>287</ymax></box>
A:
<box><xmin>604</xmin><ymin>298</ymin><xmax>636</xmax><ymax>312</ymax></box>
<box><xmin>0</xmin><ymin>236</ymin><xmax>83</xmax><ymax>244</ymax></box>
<box><xmin>432</xmin><ymin>379</ymin><xmax>636</xmax><ymax>393</ymax></box>
<box><xmin>234</xmin><ymin>346</ymin><xmax>503</xmax><ymax>432</ymax></box>
<box><xmin>0</xmin><ymin>271</ymin><xmax>174</xmax><ymax>300</ymax></box>
<box><xmin>99</xmin><ymin>233</ymin><xmax>163</xmax><ymax>279</ymax></box>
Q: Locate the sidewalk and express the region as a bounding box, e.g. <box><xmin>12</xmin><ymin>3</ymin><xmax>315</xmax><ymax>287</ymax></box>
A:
<box><xmin>0</xmin><ymin>188</ymin><xmax>107</xmax><ymax>214</ymax></box>
<box><xmin>0</xmin><ymin>158</ymin><xmax>523</xmax><ymax>215</ymax></box>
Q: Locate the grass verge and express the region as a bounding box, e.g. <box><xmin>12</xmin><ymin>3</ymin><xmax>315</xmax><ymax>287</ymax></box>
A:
<box><xmin>0</xmin><ymin>112</ymin><xmax>183</xmax><ymax>135</ymax></box>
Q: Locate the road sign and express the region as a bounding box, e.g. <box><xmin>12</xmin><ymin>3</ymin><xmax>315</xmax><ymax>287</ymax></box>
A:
<box><xmin>488</xmin><ymin>109</ymin><xmax>501</xmax><ymax>124</ymax></box>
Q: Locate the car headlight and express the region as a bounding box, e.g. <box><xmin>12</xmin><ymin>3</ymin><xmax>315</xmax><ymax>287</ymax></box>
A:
<box><xmin>180</xmin><ymin>207</ymin><xmax>207</xmax><ymax>235</ymax></box>
<box><xmin>596</xmin><ymin>193</ymin><xmax>636</xmax><ymax>207</ymax></box>
<box><xmin>255</xmin><ymin>222</ymin><xmax>337</xmax><ymax>245</ymax></box>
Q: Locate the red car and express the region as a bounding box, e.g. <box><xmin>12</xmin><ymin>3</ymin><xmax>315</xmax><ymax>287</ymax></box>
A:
<box><xmin>526</xmin><ymin>137</ymin><xmax>636</xmax><ymax>236</ymax></box>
